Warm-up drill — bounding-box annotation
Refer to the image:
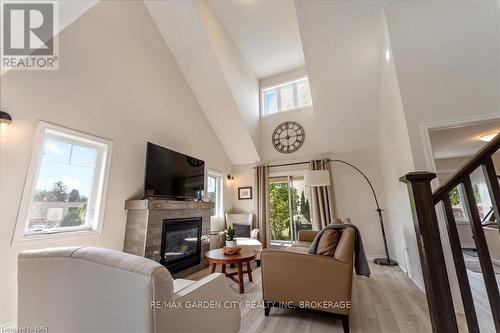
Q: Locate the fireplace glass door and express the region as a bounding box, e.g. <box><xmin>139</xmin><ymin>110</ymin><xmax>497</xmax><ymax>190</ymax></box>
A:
<box><xmin>161</xmin><ymin>217</ymin><xmax>202</xmax><ymax>274</ymax></box>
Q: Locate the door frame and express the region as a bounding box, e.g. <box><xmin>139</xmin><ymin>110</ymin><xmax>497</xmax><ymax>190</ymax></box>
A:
<box><xmin>419</xmin><ymin>112</ymin><xmax>500</xmax><ymax>314</ymax></box>
<box><xmin>269</xmin><ymin>168</ymin><xmax>309</xmax><ymax>245</ymax></box>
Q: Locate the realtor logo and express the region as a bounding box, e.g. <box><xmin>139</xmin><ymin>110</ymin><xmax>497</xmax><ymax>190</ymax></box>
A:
<box><xmin>1</xmin><ymin>1</ymin><xmax>59</xmax><ymax>70</ymax></box>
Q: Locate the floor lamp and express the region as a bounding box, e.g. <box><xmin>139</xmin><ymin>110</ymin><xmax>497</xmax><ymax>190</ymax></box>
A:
<box><xmin>304</xmin><ymin>160</ymin><xmax>397</xmax><ymax>266</ymax></box>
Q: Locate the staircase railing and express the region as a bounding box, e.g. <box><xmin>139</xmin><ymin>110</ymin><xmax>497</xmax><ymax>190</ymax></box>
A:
<box><xmin>400</xmin><ymin>134</ymin><xmax>500</xmax><ymax>333</ymax></box>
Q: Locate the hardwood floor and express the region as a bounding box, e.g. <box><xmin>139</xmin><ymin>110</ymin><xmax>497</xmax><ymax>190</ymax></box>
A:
<box><xmin>187</xmin><ymin>262</ymin><xmax>433</xmax><ymax>332</ymax></box>
<box><xmin>458</xmin><ymin>269</ymin><xmax>500</xmax><ymax>332</ymax></box>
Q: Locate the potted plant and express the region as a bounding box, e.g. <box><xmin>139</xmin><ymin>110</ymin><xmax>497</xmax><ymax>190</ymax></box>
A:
<box><xmin>225</xmin><ymin>226</ymin><xmax>237</xmax><ymax>248</ymax></box>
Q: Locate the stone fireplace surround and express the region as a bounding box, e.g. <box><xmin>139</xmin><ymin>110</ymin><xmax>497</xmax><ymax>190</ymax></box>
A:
<box><xmin>123</xmin><ymin>199</ymin><xmax>214</xmax><ymax>277</ymax></box>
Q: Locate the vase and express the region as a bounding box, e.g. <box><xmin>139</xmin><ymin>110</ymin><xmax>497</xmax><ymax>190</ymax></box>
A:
<box><xmin>226</xmin><ymin>240</ymin><xmax>237</xmax><ymax>248</ymax></box>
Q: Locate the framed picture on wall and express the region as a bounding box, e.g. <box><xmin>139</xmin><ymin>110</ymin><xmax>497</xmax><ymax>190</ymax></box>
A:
<box><xmin>238</xmin><ymin>187</ymin><xmax>252</xmax><ymax>200</ymax></box>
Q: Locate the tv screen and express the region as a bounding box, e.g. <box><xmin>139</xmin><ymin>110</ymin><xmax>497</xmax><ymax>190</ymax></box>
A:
<box><xmin>144</xmin><ymin>142</ymin><xmax>205</xmax><ymax>199</ymax></box>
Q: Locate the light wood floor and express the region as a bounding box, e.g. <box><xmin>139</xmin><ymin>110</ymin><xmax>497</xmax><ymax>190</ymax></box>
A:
<box><xmin>188</xmin><ymin>262</ymin><xmax>433</xmax><ymax>332</ymax></box>
<box><xmin>461</xmin><ymin>269</ymin><xmax>500</xmax><ymax>332</ymax></box>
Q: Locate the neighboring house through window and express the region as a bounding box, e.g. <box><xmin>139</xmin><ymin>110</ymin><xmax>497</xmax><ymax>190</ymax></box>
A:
<box><xmin>207</xmin><ymin>170</ymin><xmax>223</xmax><ymax>221</ymax></box>
<box><xmin>13</xmin><ymin>122</ymin><xmax>113</xmax><ymax>243</ymax></box>
<box><xmin>261</xmin><ymin>77</ymin><xmax>313</xmax><ymax>116</ymax></box>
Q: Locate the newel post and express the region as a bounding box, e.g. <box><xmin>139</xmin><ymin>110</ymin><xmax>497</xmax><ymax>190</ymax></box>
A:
<box><xmin>400</xmin><ymin>172</ymin><xmax>458</xmax><ymax>333</ymax></box>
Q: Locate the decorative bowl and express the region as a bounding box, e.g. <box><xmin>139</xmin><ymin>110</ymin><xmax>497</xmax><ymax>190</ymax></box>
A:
<box><xmin>223</xmin><ymin>246</ymin><xmax>241</xmax><ymax>255</ymax></box>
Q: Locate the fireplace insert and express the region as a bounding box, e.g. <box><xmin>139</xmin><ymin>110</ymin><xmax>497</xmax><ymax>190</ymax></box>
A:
<box><xmin>160</xmin><ymin>217</ymin><xmax>202</xmax><ymax>274</ymax></box>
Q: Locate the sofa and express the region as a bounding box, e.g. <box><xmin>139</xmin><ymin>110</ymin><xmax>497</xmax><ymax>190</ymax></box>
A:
<box><xmin>225</xmin><ymin>213</ymin><xmax>262</xmax><ymax>264</ymax></box>
<box><xmin>260</xmin><ymin>228</ymin><xmax>355</xmax><ymax>332</ymax></box>
<box><xmin>18</xmin><ymin>247</ymin><xmax>241</xmax><ymax>333</ymax></box>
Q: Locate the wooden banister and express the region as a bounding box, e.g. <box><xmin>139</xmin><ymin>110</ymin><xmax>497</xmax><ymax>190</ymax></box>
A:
<box><xmin>401</xmin><ymin>133</ymin><xmax>500</xmax><ymax>332</ymax></box>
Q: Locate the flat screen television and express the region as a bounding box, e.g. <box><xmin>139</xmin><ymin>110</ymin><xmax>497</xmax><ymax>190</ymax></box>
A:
<box><xmin>144</xmin><ymin>142</ymin><xmax>205</xmax><ymax>200</ymax></box>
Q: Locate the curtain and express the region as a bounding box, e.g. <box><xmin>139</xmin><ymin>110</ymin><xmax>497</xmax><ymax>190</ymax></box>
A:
<box><xmin>254</xmin><ymin>165</ymin><xmax>270</xmax><ymax>248</ymax></box>
<box><xmin>310</xmin><ymin>160</ymin><xmax>336</xmax><ymax>229</ymax></box>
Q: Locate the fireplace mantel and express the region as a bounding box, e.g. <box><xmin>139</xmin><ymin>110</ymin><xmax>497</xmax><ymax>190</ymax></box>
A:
<box><xmin>125</xmin><ymin>199</ymin><xmax>214</xmax><ymax>211</ymax></box>
<box><xmin>123</xmin><ymin>198</ymin><xmax>215</xmax><ymax>277</ymax></box>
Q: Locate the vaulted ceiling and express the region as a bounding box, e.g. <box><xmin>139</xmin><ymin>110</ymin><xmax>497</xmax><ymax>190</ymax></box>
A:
<box><xmin>207</xmin><ymin>0</ymin><xmax>305</xmax><ymax>79</ymax></box>
<box><xmin>164</xmin><ymin>0</ymin><xmax>389</xmax><ymax>161</ymax></box>
<box><xmin>14</xmin><ymin>0</ymin><xmax>495</xmax><ymax>166</ymax></box>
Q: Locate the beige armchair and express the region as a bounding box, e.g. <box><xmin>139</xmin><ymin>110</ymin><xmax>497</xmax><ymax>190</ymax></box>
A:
<box><xmin>225</xmin><ymin>213</ymin><xmax>262</xmax><ymax>264</ymax></box>
<box><xmin>18</xmin><ymin>247</ymin><xmax>241</xmax><ymax>333</ymax></box>
<box><xmin>261</xmin><ymin>228</ymin><xmax>355</xmax><ymax>333</ymax></box>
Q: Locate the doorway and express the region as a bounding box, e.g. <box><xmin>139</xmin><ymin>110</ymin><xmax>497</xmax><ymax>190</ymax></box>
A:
<box><xmin>268</xmin><ymin>170</ymin><xmax>313</xmax><ymax>247</ymax></box>
<box><xmin>425</xmin><ymin>116</ymin><xmax>500</xmax><ymax>332</ymax></box>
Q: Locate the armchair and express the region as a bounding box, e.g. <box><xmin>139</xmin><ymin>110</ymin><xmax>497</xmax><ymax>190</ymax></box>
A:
<box><xmin>261</xmin><ymin>228</ymin><xmax>355</xmax><ymax>332</ymax></box>
<box><xmin>225</xmin><ymin>213</ymin><xmax>262</xmax><ymax>265</ymax></box>
<box><xmin>18</xmin><ymin>247</ymin><xmax>241</xmax><ymax>333</ymax></box>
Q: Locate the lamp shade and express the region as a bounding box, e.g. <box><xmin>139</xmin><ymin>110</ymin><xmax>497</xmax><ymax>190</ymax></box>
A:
<box><xmin>304</xmin><ymin>170</ymin><xmax>331</xmax><ymax>187</ymax></box>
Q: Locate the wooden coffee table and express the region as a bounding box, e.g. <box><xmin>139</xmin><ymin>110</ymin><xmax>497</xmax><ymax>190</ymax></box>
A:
<box><xmin>204</xmin><ymin>248</ymin><xmax>257</xmax><ymax>294</ymax></box>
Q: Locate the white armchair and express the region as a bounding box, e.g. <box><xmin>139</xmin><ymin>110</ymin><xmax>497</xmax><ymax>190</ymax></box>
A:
<box><xmin>225</xmin><ymin>213</ymin><xmax>259</xmax><ymax>239</ymax></box>
<box><xmin>18</xmin><ymin>247</ymin><xmax>241</xmax><ymax>333</ymax></box>
<box><xmin>225</xmin><ymin>213</ymin><xmax>262</xmax><ymax>264</ymax></box>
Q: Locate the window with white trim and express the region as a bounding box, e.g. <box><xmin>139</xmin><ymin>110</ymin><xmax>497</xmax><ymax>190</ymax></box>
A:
<box><xmin>207</xmin><ymin>170</ymin><xmax>223</xmax><ymax>220</ymax></box>
<box><xmin>15</xmin><ymin>122</ymin><xmax>112</xmax><ymax>240</ymax></box>
<box><xmin>261</xmin><ymin>77</ymin><xmax>312</xmax><ymax>115</ymax></box>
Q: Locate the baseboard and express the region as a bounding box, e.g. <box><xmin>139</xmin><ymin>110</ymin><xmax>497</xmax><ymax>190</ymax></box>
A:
<box><xmin>1</xmin><ymin>321</ymin><xmax>16</xmax><ymax>329</ymax></box>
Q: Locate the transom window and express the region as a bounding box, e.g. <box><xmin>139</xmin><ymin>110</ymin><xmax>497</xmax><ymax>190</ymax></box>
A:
<box><xmin>207</xmin><ymin>170</ymin><xmax>223</xmax><ymax>220</ymax></box>
<box><xmin>14</xmin><ymin>122</ymin><xmax>112</xmax><ymax>241</ymax></box>
<box><xmin>262</xmin><ymin>77</ymin><xmax>312</xmax><ymax>115</ymax></box>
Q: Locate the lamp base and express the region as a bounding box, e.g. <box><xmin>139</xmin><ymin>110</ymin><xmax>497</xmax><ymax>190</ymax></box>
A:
<box><xmin>374</xmin><ymin>258</ymin><xmax>398</xmax><ymax>266</ymax></box>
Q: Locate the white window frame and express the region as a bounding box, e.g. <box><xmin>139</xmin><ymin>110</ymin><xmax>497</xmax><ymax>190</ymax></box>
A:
<box><xmin>261</xmin><ymin>77</ymin><xmax>313</xmax><ymax>116</ymax></box>
<box><xmin>12</xmin><ymin>121</ymin><xmax>113</xmax><ymax>245</ymax></box>
<box><xmin>206</xmin><ymin>169</ymin><xmax>224</xmax><ymax>222</ymax></box>
<box><xmin>438</xmin><ymin>170</ymin><xmax>470</xmax><ymax>224</ymax></box>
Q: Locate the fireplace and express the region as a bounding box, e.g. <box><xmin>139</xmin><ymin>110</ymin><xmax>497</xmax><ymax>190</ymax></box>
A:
<box><xmin>160</xmin><ymin>217</ymin><xmax>202</xmax><ymax>274</ymax></box>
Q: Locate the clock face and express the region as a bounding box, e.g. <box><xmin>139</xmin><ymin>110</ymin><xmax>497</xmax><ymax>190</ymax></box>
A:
<box><xmin>272</xmin><ymin>121</ymin><xmax>305</xmax><ymax>154</ymax></box>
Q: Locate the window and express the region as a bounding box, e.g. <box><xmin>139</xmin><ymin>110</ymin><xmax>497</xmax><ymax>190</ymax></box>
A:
<box><xmin>14</xmin><ymin>122</ymin><xmax>112</xmax><ymax>242</ymax></box>
<box><xmin>206</xmin><ymin>170</ymin><xmax>223</xmax><ymax>220</ymax></box>
<box><xmin>261</xmin><ymin>77</ymin><xmax>312</xmax><ymax>115</ymax></box>
<box><xmin>449</xmin><ymin>186</ymin><xmax>468</xmax><ymax>222</ymax></box>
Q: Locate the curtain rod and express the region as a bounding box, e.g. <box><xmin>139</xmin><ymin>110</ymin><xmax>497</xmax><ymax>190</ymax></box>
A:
<box><xmin>253</xmin><ymin>161</ymin><xmax>310</xmax><ymax>169</ymax></box>
<box><xmin>254</xmin><ymin>159</ymin><xmax>380</xmax><ymax>209</ymax></box>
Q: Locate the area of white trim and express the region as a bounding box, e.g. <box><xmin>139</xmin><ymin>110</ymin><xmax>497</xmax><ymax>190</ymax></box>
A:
<box><xmin>207</xmin><ymin>169</ymin><xmax>225</xmax><ymax>220</ymax></box>
<box><xmin>11</xmin><ymin>121</ymin><xmax>113</xmax><ymax>246</ymax></box>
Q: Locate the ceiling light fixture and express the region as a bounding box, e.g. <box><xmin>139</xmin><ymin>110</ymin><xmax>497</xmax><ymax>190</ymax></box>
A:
<box><xmin>478</xmin><ymin>133</ymin><xmax>499</xmax><ymax>142</ymax></box>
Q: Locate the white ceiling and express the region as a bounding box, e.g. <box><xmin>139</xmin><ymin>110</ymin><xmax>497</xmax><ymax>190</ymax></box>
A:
<box><xmin>207</xmin><ymin>0</ymin><xmax>305</xmax><ymax>79</ymax></box>
<box><xmin>430</xmin><ymin>120</ymin><xmax>500</xmax><ymax>159</ymax></box>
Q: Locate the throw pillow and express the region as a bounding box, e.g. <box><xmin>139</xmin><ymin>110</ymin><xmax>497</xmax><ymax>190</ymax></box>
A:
<box><xmin>332</xmin><ymin>217</ymin><xmax>343</xmax><ymax>224</ymax></box>
<box><xmin>315</xmin><ymin>229</ymin><xmax>341</xmax><ymax>256</ymax></box>
<box><xmin>233</xmin><ymin>223</ymin><xmax>251</xmax><ymax>238</ymax></box>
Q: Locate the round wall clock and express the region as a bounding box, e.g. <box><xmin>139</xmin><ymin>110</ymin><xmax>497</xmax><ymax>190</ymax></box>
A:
<box><xmin>272</xmin><ymin>121</ymin><xmax>305</xmax><ymax>154</ymax></box>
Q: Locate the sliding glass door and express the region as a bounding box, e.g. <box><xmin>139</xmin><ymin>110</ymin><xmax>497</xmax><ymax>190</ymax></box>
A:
<box><xmin>269</xmin><ymin>171</ymin><xmax>313</xmax><ymax>246</ymax></box>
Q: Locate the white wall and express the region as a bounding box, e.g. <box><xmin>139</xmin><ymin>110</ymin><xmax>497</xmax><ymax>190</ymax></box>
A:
<box><xmin>377</xmin><ymin>14</ymin><xmax>422</xmax><ymax>288</ymax></box>
<box><xmin>0</xmin><ymin>1</ymin><xmax>232</xmax><ymax>324</ymax></box>
<box><xmin>380</xmin><ymin>0</ymin><xmax>500</xmax><ymax>298</ymax></box>
<box><xmin>385</xmin><ymin>1</ymin><xmax>499</xmax><ymax>170</ymax></box>
<box><xmin>230</xmin><ymin>164</ymin><xmax>256</xmax><ymax>215</ymax></box>
<box><xmin>295</xmin><ymin>1</ymin><xmax>385</xmax><ymax>154</ymax></box>
<box><xmin>327</xmin><ymin>149</ymin><xmax>392</xmax><ymax>258</ymax></box>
